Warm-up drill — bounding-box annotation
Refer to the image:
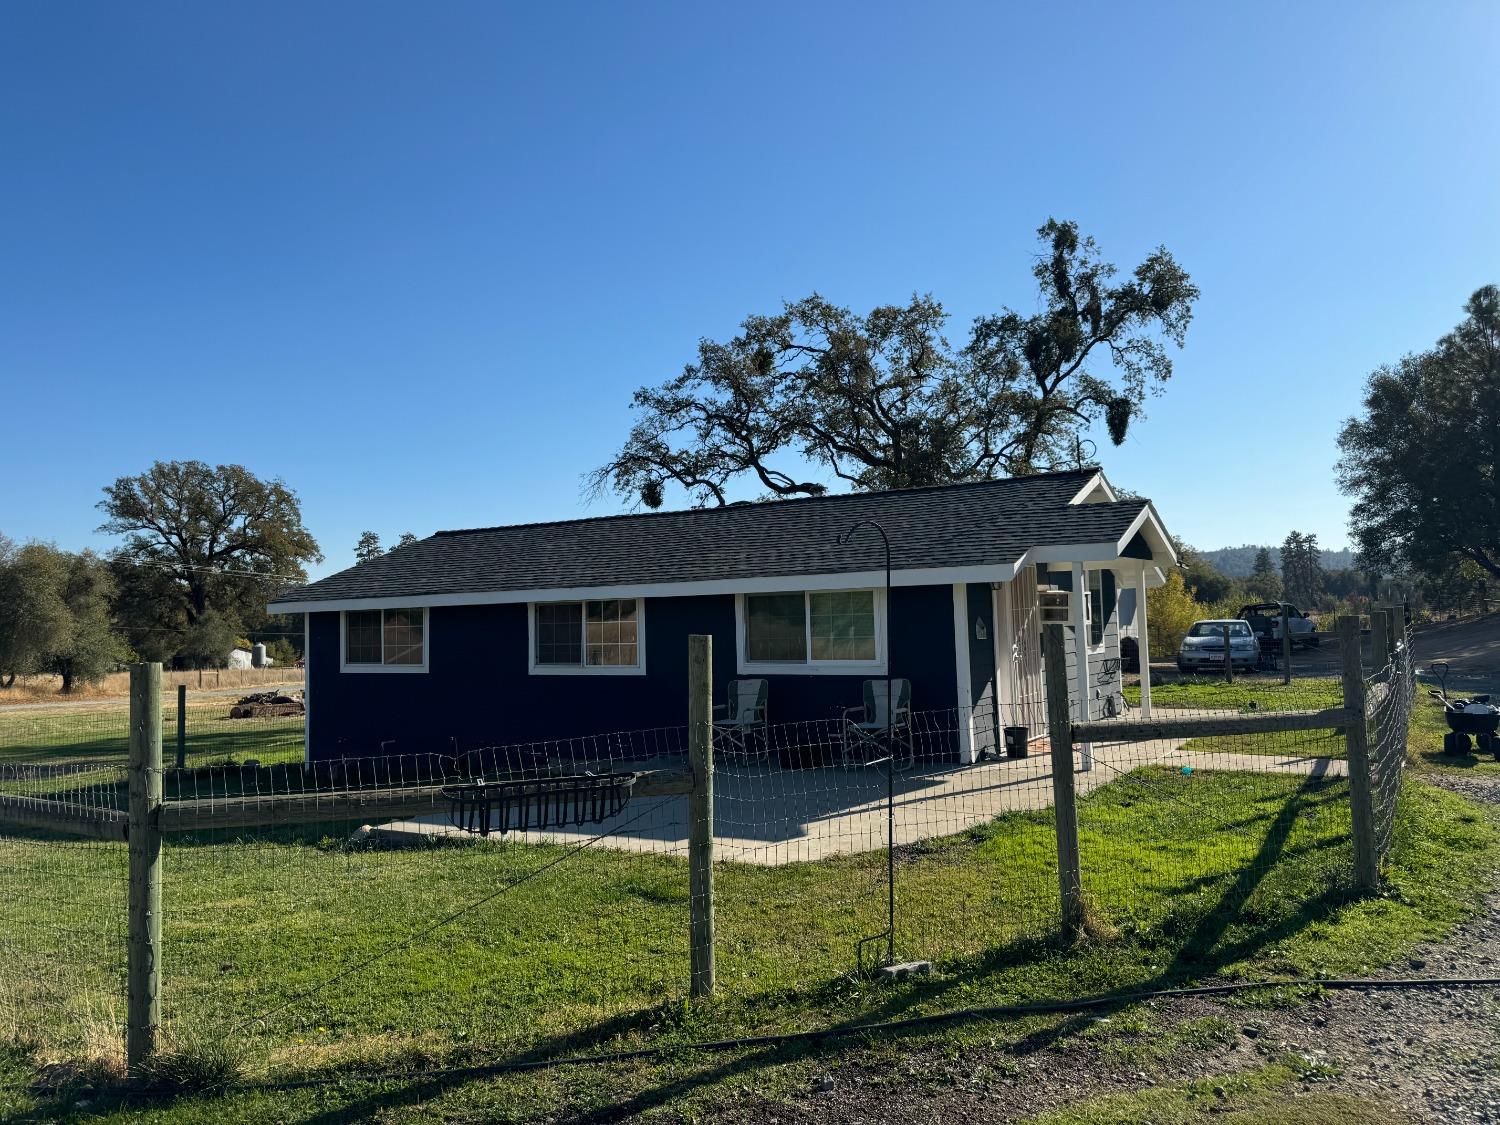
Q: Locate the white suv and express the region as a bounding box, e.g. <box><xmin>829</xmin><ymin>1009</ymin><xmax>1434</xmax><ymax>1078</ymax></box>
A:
<box><xmin>1178</xmin><ymin>619</ymin><xmax>1261</xmax><ymax>673</ymax></box>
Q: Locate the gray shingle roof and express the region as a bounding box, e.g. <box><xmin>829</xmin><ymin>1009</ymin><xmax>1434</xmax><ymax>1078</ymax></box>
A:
<box><xmin>271</xmin><ymin>470</ymin><xmax>1155</xmax><ymax>608</ymax></box>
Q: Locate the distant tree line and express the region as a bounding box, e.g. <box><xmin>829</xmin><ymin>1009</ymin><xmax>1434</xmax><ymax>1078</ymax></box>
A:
<box><xmin>0</xmin><ymin>461</ymin><xmax>321</xmax><ymax>693</ymax></box>
<box><xmin>1144</xmin><ymin>528</ymin><xmax>1411</xmax><ymax>655</ymax></box>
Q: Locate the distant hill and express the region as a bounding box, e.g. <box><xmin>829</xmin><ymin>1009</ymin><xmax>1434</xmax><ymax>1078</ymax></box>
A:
<box><xmin>1201</xmin><ymin>544</ymin><xmax>1357</xmax><ymax>577</ymax></box>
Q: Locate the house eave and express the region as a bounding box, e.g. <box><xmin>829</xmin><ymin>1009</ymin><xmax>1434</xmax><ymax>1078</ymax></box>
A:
<box><xmin>268</xmin><ymin>561</ymin><xmax>1029</xmax><ymax>614</ymax></box>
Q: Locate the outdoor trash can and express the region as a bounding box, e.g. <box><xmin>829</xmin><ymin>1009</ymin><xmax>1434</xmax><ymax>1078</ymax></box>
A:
<box><xmin>1003</xmin><ymin>726</ymin><xmax>1029</xmax><ymax>758</ymax></box>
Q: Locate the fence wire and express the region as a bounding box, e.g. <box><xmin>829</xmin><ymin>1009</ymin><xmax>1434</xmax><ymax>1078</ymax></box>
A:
<box><xmin>1368</xmin><ymin>634</ymin><xmax>1415</xmax><ymax>865</ymax></box>
<box><xmin>0</xmin><ymin>625</ymin><xmax>1420</xmax><ymax>1082</ymax></box>
<box><xmin>0</xmin><ymin>764</ymin><xmax>129</xmax><ymax>1070</ymax></box>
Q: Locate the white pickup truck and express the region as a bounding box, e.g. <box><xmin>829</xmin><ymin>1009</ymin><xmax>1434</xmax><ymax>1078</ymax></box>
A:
<box><xmin>1238</xmin><ymin>602</ymin><xmax>1320</xmax><ymax>649</ymax></box>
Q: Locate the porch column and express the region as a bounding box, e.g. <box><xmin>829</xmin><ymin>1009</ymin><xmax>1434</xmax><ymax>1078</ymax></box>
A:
<box><xmin>1135</xmin><ymin>567</ymin><xmax>1152</xmax><ymax>719</ymax></box>
<box><xmin>1069</xmin><ymin>561</ymin><xmax>1093</xmax><ymax>771</ymax></box>
<box><xmin>952</xmin><ymin>583</ymin><xmax>976</xmax><ymax>764</ymax></box>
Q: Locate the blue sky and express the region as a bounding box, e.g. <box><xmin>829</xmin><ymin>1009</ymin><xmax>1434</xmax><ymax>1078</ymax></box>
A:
<box><xmin>2</xmin><ymin>1</ymin><xmax>1496</xmax><ymax>580</ymax></box>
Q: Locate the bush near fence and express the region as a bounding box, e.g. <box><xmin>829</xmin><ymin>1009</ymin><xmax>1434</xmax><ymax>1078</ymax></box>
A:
<box><xmin>0</xmin><ymin>610</ymin><xmax>1429</xmax><ymax>1084</ymax></box>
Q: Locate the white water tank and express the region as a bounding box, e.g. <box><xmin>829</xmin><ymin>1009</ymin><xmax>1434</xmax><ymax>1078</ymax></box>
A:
<box><xmin>251</xmin><ymin>642</ymin><xmax>269</xmax><ymax>668</ymax></box>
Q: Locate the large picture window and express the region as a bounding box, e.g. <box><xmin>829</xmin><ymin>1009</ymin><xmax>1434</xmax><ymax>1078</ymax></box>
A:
<box><xmin>342</xmin><ymin>608</ymin><xmax>427</xmax><ymax>671</ymax></box>
<box><xmin>530</xmin><ymin>599</ymin><xmax>644</xmax><ymax>674</ymax></box>
<box><xmin>739</xmin><ymin>589</ymin><xmax>883</xmax><ymax>673</ymax></box>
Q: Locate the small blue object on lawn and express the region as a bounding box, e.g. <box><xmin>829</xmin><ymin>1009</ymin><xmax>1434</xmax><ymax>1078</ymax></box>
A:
<box><xmin>1182</xmin><ymin>766</ymin><xmax>1194</xmax><ymax>775</ymax></box>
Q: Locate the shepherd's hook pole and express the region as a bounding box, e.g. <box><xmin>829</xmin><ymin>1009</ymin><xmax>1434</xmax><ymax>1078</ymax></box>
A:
<box><xmin>837</xmin><ymin>519</ymin><xmax>894</xmax><ymax>967</ymax></box>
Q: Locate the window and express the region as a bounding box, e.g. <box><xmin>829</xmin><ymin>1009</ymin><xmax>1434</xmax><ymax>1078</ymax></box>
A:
<box><xmin>342</xmin><ymin>608</ymin><xmax>426</xmax><ymax>671</ymax></box>
<box><xmin>739</xmin><ymin>589</ymin><xmax>883</xmax><ymax>672</ymax></box>
<box><xmin>745</xmin><ymin>593</ymin><xmax>806</xmax><ymax>662</ymax></box>
<box><xmin>530</xmin><ymin>599</ymin><xmax>644</xmax><ymax>674</ymax></box>
<box><xmin>809</xmin><ymin>590</ymin><xmax>877</xmax><ymax>661</ymax></box>
<box><xmin>1088</xmin><ymin>571</ymin><xmax>1107</xmax><ymax>648</ymax></box>
<box><xmin>1188</xmin><ymin>621</ymin><xmax>1253</xmax><ymax>639</ymax></box>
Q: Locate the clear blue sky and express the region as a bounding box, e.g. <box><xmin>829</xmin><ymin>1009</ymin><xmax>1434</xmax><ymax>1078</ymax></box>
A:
<box><xmin>2</xmin><ymin>2</ymin><xmax>1496</xmax><ymax>580</ymax></box>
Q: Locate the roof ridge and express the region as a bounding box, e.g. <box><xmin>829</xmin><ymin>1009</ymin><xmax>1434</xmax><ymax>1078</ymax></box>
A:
<box><xmin>433</xmin><ymin>467</ymin><xmax>1105</xmax><ymax>539</ymax></box>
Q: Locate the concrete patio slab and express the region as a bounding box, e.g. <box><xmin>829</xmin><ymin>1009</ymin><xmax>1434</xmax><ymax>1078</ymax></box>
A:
<box><xmin>371</xmin><ymin>739</ymin><xmax>1347</xmax><ymax>865</ymax></box>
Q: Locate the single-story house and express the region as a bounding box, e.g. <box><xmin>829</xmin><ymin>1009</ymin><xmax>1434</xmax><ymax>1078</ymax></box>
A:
<box><xmin>268</xmin><ymin>468</ymin><xmax>1176</xmax><ymax>765</ymax></box>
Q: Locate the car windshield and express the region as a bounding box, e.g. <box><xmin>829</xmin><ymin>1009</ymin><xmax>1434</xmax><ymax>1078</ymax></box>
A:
<box><xmin>1188</xmin><ymin>622</ymin><xmax>1252</xmax><ymax>638</ymax></box>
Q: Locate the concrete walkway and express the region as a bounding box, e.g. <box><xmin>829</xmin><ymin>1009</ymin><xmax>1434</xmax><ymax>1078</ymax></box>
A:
<box><xmin>375</xmin><ymin>740</ymin><xmax>1347</xmax><ymax>866</ymax></box>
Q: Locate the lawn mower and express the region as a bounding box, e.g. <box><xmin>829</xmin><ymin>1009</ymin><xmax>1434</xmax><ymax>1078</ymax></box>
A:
<box><xmin>1429</xmin><ymin>662</ymin><xmax>1500</xmax><ymax>758</ymax></box>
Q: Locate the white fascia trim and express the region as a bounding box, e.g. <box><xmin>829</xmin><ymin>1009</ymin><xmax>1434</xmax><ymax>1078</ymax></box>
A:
<box><xmin>1066</xmin><ymin>471</ymin><xmax>1117</xmax><ymax>504</ymax></box>
<box><xmin>339</xmin><ymin>607</ymin><xmax>430</xmax><ymax>673</ymax></box>
<box><xmin>269</xmin><ymin>563</ymin><xmax>1020</xmax><ymax>616</ymax></box>
<box><xmin>1021</xmin><ymin>543</ymin><xmax>1124</xmax><ymax>566</ymax></box>
<box><xmin>526</xmin><ymin>597</ymin><xmax>648</xmax><ymax>676</ymax></box>
<box><xmin>734</xmin><ymin>589</ymin><xmax>890</xmax><ymax>677</ymax></box>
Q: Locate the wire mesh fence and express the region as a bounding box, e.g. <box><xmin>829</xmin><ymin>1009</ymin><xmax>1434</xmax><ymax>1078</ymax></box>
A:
<box><xmin>0</xmin><ymin>764</ymin><xmax>129</xmax><ymax>1068</ymax></box>
<box><xmin>0</xmin><ymin>618</ymin><xmax>1418</xmax><ymax>1083</ymax></box>
<box><xmin>0</xmin><ymin>685</ymin><xmax>306</xmax><ymax>769</ymax></box>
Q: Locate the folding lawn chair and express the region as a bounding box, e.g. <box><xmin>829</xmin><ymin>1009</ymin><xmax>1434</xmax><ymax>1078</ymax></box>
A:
<box><xmin>840</xmin><ymin>678</ymin><xmax>913</xmax><ymax>771</ymax></box>
<box><xmin>714</xmin><ymin>678</ymin><xmax>769</xmax><ymax>763</ymax></box>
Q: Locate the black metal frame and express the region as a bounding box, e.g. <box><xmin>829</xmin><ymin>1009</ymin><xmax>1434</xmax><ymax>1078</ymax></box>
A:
<box><xmin>441</xmin><ymin>772</ymin><xmax>637</xmax><ymax>837</ymax></box>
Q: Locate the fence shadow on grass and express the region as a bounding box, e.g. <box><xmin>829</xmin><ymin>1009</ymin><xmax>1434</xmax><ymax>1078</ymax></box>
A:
<box><xmin>60</xmin><ymin>773</ymin><xmax>1361</xmax><ymax>1125</ymax></box>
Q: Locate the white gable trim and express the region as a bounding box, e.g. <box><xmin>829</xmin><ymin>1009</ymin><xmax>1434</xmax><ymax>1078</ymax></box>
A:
<box><xmin>1067</xmin><ymin>472</ymin><xmax>1118</xmax><ymax>505</ymax></box>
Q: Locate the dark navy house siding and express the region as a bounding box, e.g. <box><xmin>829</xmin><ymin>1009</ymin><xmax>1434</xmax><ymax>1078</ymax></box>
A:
<box><xmin>306</xmin><ymin>584</ymin><xmax>957</xmax><ymax>761</ymax></box>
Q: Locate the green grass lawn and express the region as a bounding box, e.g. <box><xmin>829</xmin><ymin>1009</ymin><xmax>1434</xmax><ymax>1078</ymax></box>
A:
<box><xmin>0</xmin><ymin>703</ymin><xmax>304</xmax><ymax>768</ymax></box>
<box><xmin>1121</xmin><ymin>676</ymin><xmax>1349</xmax><ymax>761</ymax></box>
<box><xmin>0</xmin><ymin>741</ymin><xmax>1493</xmax><ymax>1123</ymax></box>
<box><xmin>1124</xmin><ymin>676</ymin><xmax>1345</xmax><ymax>713</ymax></box>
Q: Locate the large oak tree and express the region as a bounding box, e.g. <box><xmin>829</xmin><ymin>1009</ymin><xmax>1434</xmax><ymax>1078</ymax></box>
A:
<box><xmin>98</xmin><ymin>462</ymin><xmax>322</xmax><ymax>656</ymax></box>
<box><xmin>590</xmin><ymin>220</ymin><xmax>1197</xmax><ymax>508</ymax></box>
<box><xmin>1337</xmin><ymin>286</ymin><xmax>1500</xmax><ymax>582</ymax></box>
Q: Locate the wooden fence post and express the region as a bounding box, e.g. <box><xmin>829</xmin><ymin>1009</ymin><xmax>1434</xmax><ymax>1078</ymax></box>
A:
<box><xmin>127</xmin><ymin>662</ymin><xmax>164</xmax><ymax>1075</ymax></box>
<box><xmin>1043</xmin><ymin>626</ymin><xmax>1085</xmax><ymax>940</ymax></box>
<box><xmin>687</xmin><ymin>635</ymin><xmax>715</xmax><ymax>997</ymax></box>
<box><xmin>1221</xmin><ymin>623</ymin><xmax>1233</xmax><ymax>683</ymax></box>
<box><xmin>175</xmin><ymin>684</ymin><xmax>187</xmax><ymax>770</ymax></box>
<box><xmin>1369</xmin><ymin>609</ymin><xmax>1389</xmax><ymax>682</ymax></box>
<box><xmin>1337</xmin><ymin>617</ymin><xmax>1379</xmax><ymax>892</ymax></box>
<box><xmin>1280</xmin><ymin>602</ymin><xmax>1292</xmax><ymax>685</ymax></box>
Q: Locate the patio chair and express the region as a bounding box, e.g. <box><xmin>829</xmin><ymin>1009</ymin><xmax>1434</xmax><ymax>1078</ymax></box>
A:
<box><xmin>714</xmin><ymin>678</ymin><xmax>769</xmax><ymax>762</ymax></box>
<box><xmin>841</xmin><ymin>678</ymin><xmax>914</xmax><ymax>771</ymax></box>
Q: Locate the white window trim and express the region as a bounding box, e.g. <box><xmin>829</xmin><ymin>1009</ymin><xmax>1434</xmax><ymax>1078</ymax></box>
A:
<box><xmin>1087</xmin><ymin>570</ymin><xmax>1108</xmax><ymax>654</ymax></box>
<box><xmin>735</xmin><ymin>589</ymin><xmax>888</xmax><ymax>676</ymax></box>
<box><xmin>340</xmin><ymin>607</ymin><xmax>429</xmax><ymax>673</ymax></box>
<box><xmin>527</xmin><ymin>597</ymin><xmax>647</xmax><ymax>676</ymax></box>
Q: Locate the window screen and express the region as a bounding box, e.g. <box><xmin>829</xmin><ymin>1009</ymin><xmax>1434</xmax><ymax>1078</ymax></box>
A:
<box><xmin>534</xmin><ymin>602</ymin><xmax>583</xmax><ymax>665</ymax></box>
<box><xmin>745</xmin><ymin>593</ymin><xmax>807</xmax><ymax>662</ymax></box>
<box><xmin>345</xmin><ymin>611</ymin><xmax>383</xmax><ymax>664</ymax></box>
